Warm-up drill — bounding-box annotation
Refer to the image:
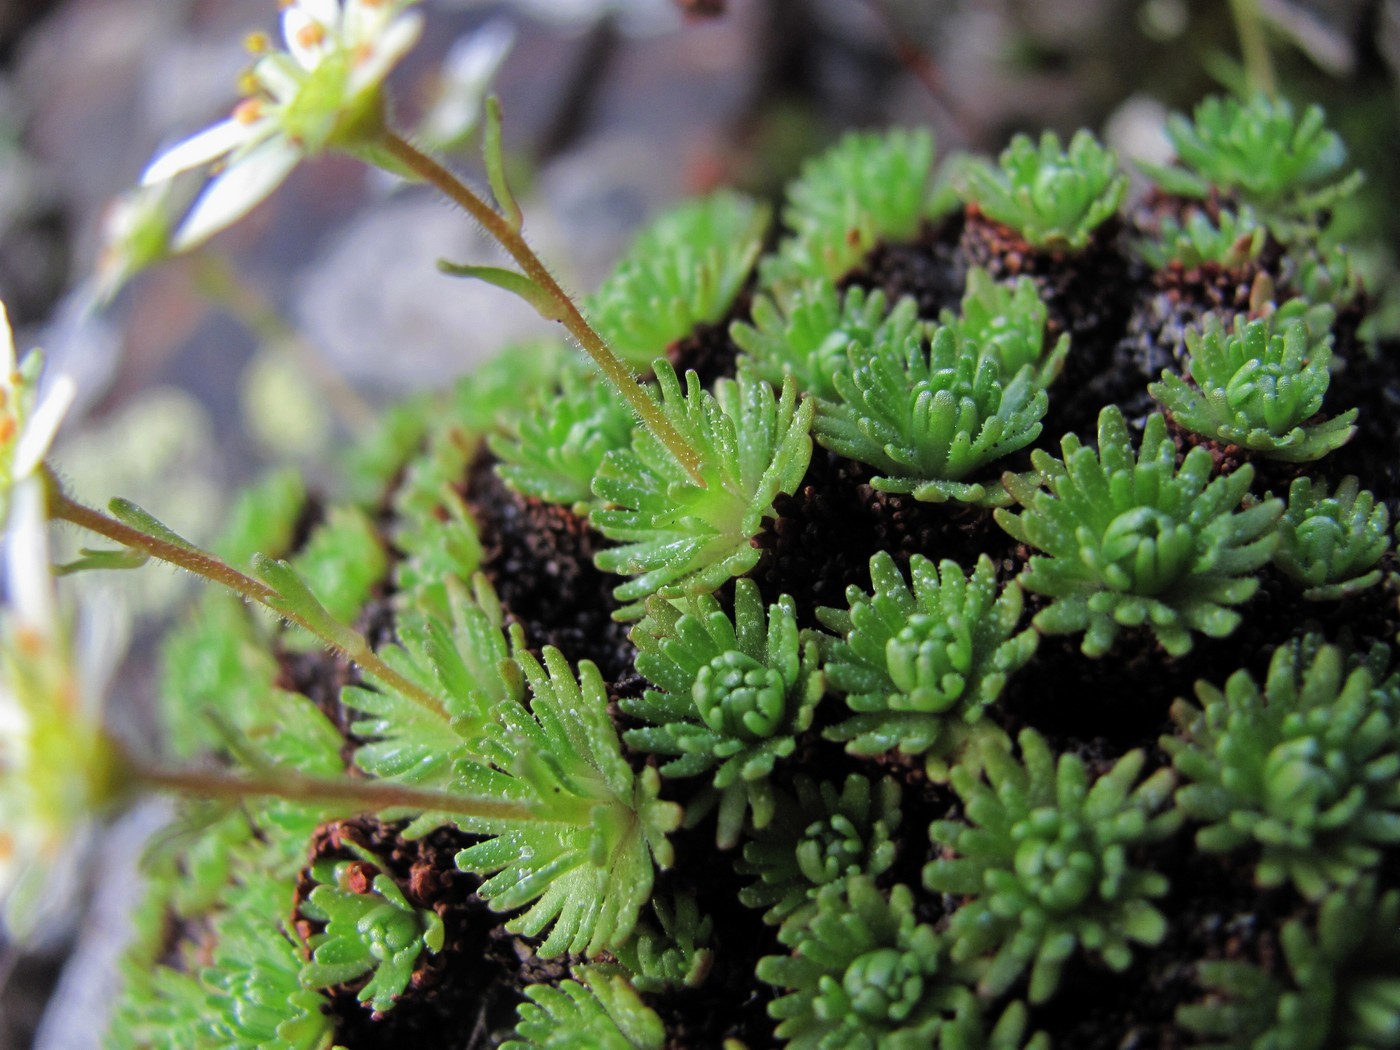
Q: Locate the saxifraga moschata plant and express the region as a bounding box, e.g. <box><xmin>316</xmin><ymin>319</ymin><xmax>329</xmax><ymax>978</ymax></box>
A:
<box><xmin>4</xmin><ymin>5</ymin><xmax>1400</xmax><ymax>1047</ymax></box>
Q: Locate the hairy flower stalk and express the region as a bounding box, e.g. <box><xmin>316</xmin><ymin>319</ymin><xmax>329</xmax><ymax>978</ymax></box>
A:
<box><xmin>0</xmin><ymin>482</ymin><xmax>533</xmax><ymax>939</ymax></box>
<box><xmin>43</xmin><ymin>476</ymin><xmax>450</xmax><ymax>723</ymax></box>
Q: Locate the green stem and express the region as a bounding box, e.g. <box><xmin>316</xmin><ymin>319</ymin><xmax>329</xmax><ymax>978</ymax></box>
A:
<box><xmin>380</xmin><ymin>130</ymin><xmax>707</xmax><ymax>486</ymax></box>
<box><xmin>44</xmin><ymin>476</ymin><xmax>450</xmax><ymax>723</ymax></box>
<box><xmin>139</xmin><ymin>763</ymin><xmax>533</xmax><ymax>822</ymax></box>
<box><xmin>189</xmin><ymin>250</ymin><xmax>377</xmax><ymax>431</ymax></box>
<box><xmin>1229</xmin><ymin>0</ymin><xmax>1276</xmax><ymax>98</ymax></box>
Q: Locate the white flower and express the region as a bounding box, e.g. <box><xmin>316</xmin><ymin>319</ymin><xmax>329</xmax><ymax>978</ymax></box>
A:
<box><xmin>0</xmin><ymin>478</ymin><xmax>129</xmax><ymax>942</ymax></box>
<box><xmin>414</xmin><ymin>19</ymin><xmax>515</xmax><ymax>152</ymax></box>
<box><xmin>92</xmin><ymin>180</ymin><xmax>183</xmax><ymax>304</ymax></box>
<box><xmin>0</xmin><ymin>301</ymin><xmax>76</xmax><ymax>515</ymax></box>
<box><xmin>141</xmin><ymin>0</ymin><xmax>424</xmax><ymax>251</ymax></box>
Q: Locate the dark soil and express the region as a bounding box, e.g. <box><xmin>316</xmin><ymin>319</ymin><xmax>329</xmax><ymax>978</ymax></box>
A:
<box><xmin>751</xmin><ymin>446</ymin><xmax>1018</xmax><ymax>628</ymax></box>
<box><xmin>293</xmin><ymin>816</ymin><xmax>571</xmax><ymax>1050</ymax></box>
<box><xmin>465</xmin><ymin>449</ymin><xmax>636</xmax><ymax>684</ymax></box>
<box><xmin>840</xmin><ymin>213</ymin><xmax>968</xmax><ymax>319</ymax></box>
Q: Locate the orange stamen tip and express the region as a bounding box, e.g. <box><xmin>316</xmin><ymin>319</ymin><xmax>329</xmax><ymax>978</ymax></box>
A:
<box><xmin>0</xmin><ymin>416</ymin><xmax>15</xmax><ymax>443</ymax></box>
<box><xmin>352</xmin><ymin>41</ymin><xmax>373</xmax><ymax>65</ymax></box>
<box><xmin>296</xmin><ymin>23</ymin><xmax>327</xmax><ymax>49</ymax></box>
<box><xmin>234</xmin><ymin>98</ymin><xmax>264</xmax><ymax>124</ymax></box>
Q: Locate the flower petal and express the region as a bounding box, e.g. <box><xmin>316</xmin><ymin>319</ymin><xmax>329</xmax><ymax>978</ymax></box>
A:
<box><xmin>347</xmin><ymin>12</ymin><xmax>423</xmax><ymax>97</ymax></box>
<box><xmin>141</xmin><ymin>119</ymin><xmax>250</xmax><ymax>186</ymax></box>
<box><xmin>0</xmin><ymin>301</ymin><xmax>16</xmax><ymax>377</ymax></box>
<box><xmin>12</xmin><ymin>374</ymin><xmax>75</xmax><ymax>480</ymax></box>
<box><xmin>5</xmin><ymin>476</ymin><xmax>54</xmax><ymax>636</ymax></box>
<box><xmin>283</xmin><ymin>6</ymin><xmax>333</xmax><ymax>70</ymax></box>
<box><xmin>171</xmin><ymin>138</ymin><xmax>304</xmax><ymax>252</ymax></box>
<box><xmin>253</xmin><ymin>52</ymin><xmax>305</xmax><ymax>104</ymax></box>
<box><xmin>298</xmin><ymin>0</ymin><xmax>343</xmax><ymax>31</ymax></box>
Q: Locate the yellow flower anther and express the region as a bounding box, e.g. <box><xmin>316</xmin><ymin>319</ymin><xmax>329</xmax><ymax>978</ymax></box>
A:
<box><xmin>234</xmin><ymin>98</ymin><xmax>265</xmax><ymax>125</ymax></box>
<box><xmin>244</xmin><ymin>30</ymin><xmax>272</xmax><ymax>54</ymax></box>
<box><xmin>0</xmin><ymin>416</ymin><xmax>15</xmax><ymax>445</ymax></box>
<box><xmin>296</xmin><ymin>22</ymin><xmax>327</xmax><ymax>50</ymax></box>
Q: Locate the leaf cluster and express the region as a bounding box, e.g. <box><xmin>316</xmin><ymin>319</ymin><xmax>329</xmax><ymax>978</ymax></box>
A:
<box><xmin>1137</xmin><ymin>206</ymin><xmax>1267</xmax><ymax>271</ymax></box>
<box><xmin>1149</xmin><ymin>312</ymin><xmax>1356</xmax><ymax>462</ymax></box>
<box><xmin>1146</xmin><ymin>93</ymin><xmax>1362</xmax><ymax>218</ymax></box>
<box><xmin>817</xmin><ymin>324</ymin><xmax>1046</xmax><ymax>504</ymax></box>
<box><xmin>737</xmin><ymin>773</ymin><xmax>902</xmax><ymax>926</ymax></box>
<box><xmin>959</xmin><ymin>130</ymin><xmax>1127</xmax><ymax>250</ymax></box>
<box><xmin>940</xmin><ymin>268</ymin><xmax>1070</xmax><ymax>388</ymax></box>
<box><xmin>817</xmin><ymin>552</ymin><xmax>1035</xmax><ymax>764</ymax></box>
<box><xmin>1274</xmin><ymin>475</ymin><xmax>1391</xmax><ymax>600</ymax></box>
<box><xmin>757</xmin><ymin>875</ymin><xmax>949</xmax><ymax>1047</ymax></box>
<box><xmin>488</xmin><ymin>359</ymin><xmax>636</xmax><ymax>511</ymax></box>
<box><xmin>733</xmin><ymin>281</ymin><xmax>913</xmax><ymax>403</ymax></box>
<box><xmin>764</xmin><ymin>128</ymin><xmax>938</xmax><ymax>287</ymax></box>
<box><xmin>924</xmin><ymin>729</ymin><xmax>1182</xmax><ymax>1002</ymax></box>
<box><xmin>591</xmin><ymin>363</ymin><xmax>812</xmax><ymax>616</ymax></box>
<box><xmin>1165</xmin><ymin>638</ymin><xmax>1400</xmax><ymax>899</ymax></box>
<box><xmin>299</xmin><ymin>857</ymin><xmax>445</xmax><ymax>1014</ymax></box>
<box><xmin>997</xmin><ymin>407</ymin><xmax>1282</xmax><ymax>656</ymax></box>
<box><xmin>502</xmin><ymin>965</ymin><xmax>666</xmax><ymax>1050</ymax></box>
<box><xmin>588</xmin><ymin>190</ymin><xmax>769</xmax><ymax>368</ymax></box>
<box><xmin>453</xmin><ymin>643</ymin><xmax>682</xmax><ymax>955</ymax></box>
<box><xmin>1179</xmin><ymin>879</ymin><xmax>1400</xmax><ymax>1049</ymax></box>
<box><xmin>624</xmin><ymin>577</ymin><xmax>824</xmax><ymax>847</ymax></box>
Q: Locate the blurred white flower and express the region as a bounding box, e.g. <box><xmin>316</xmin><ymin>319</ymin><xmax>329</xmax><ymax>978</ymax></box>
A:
<box><xmin>91</xmin><ymin>180</ymin><xmax>184</xmax><ymax>304</ymax></box>
<box><xmin>0</xmin><ymin>478</ymin><xmax>129</xmax><ymax>943</ymax></box>
<box><xmin>0</xmin><ymin>301</ymin><xmax>76</xmax><ymax>517</ymax></box>
<box><xmin>414</xmin><ymin>19</ymin><xmax>516</xmax><ymax>153</ymax></box>
<box><xmin>141</xmin><ymin>0</ymin><xmax>425</xmax><ymax>251</ymax></box>
<box><xmin>445</xmin><ymin>0</ymin><xmax>678</xmax><ymax>36</ymax></box>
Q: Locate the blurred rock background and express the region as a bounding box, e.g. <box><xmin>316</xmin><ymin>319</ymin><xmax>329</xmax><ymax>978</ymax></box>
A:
<box><xmin>0</xmin><ymin>0</ymin><xmax>1397</xmax><ymax>1046</ymax></box>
